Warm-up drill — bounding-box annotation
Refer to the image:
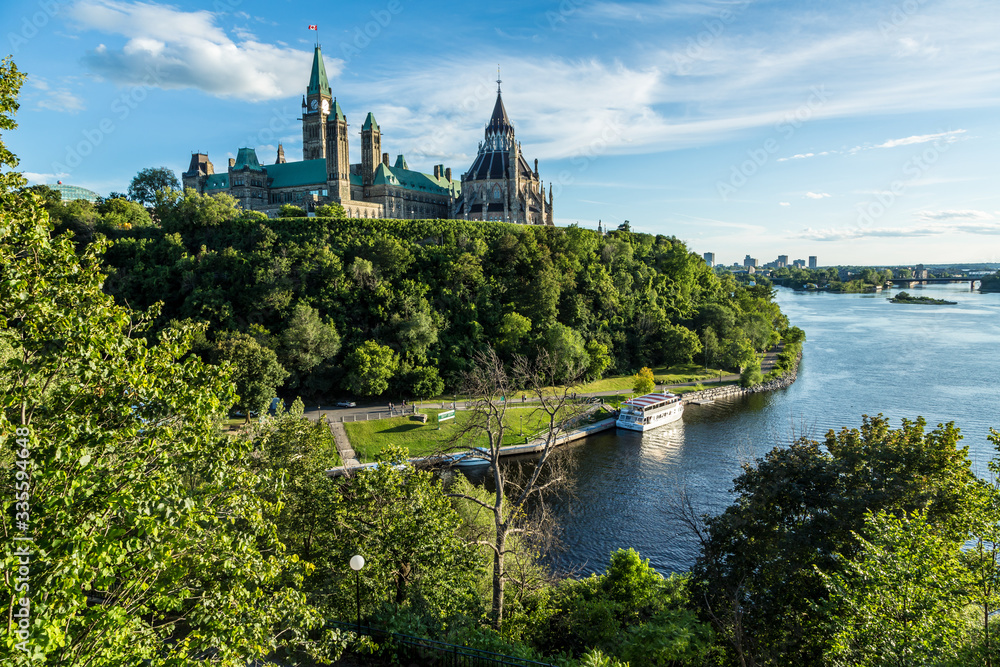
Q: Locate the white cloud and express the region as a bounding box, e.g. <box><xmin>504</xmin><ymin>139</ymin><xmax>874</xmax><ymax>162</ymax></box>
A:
<box><xmin>805</xmin><ymin>192</ymin><xmax>831</xmax><ymax>199</ymax></box>
<box><xmin>25</xmin><ymin>76</ymin><xmax>86</xmax><ymax>113</ymax></box>
<box><xmin>779</xmin><ymin>202</ymin><xmax>790</xmax><ymax>206</ymax></box>
<box><xmin>872</xmin><ymin>130</ymin><xmax>966</xmax><ymax>149</ymax></box>
<box><xmin>70</xmin><ymin>0</ymin><xmax>331</xmax><ymax>101</ymax></box>
<box><xmin>23</xmin><ymin>172</ymin><xmax>67</xmax><ymax>185</ymax></box>
<box><xmin>799</xmin><ymin>210</ymin><xmax>1000</xmax><ymax>241</ymax></box>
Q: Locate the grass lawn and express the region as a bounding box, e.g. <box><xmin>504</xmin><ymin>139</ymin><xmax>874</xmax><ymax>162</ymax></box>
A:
<box><xmin>556</xmin><ymin>363</ymin><xmax>729</xmax><ymax>395</ymax></box>
<box><xmin>345</xmin><ymin>406</ymin><xmax>600</xmax><ymax>463</ymax></box>
<box><xmin>411</xmin><ymin>364</ymin><xmax>731</xmax><ymax>408</ymax></box>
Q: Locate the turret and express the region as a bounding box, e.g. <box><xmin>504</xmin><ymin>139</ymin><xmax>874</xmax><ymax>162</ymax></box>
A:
<box><xmin>325</xmin><ymin>98</ymin><xmax>350</xmax><ymax>201</ymax></box>
<box><xmin>361</xmin><ymin>112</ymin><xmax>381</xmax><ymax>188</ymax></box>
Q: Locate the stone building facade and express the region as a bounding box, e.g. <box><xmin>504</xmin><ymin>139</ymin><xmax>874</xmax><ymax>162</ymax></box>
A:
<box><xmin>454</xmin><ymin>81</ymin><xmax>553</xmax><ymax>225</ymax></box>
<box><xmin>182</xmin><ymin>46</ymin><xmax>551</xmax><ymax>224</ymax></box>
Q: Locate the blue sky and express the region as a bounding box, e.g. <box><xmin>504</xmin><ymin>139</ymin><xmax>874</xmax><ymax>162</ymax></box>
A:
<box><xmin>3</xmin><ymin>0</ymin><xmax>1000</xmax><ymax>266</ymax></box>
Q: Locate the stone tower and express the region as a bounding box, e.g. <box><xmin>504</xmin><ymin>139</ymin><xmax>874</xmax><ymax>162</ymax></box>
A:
<box><xmin>361</xmin><ymin>112</ymin><xmax>381</xmax><ymax>189</ymax></box>
<box><xmin>325</xmin><ymin>99</ymin><xmax>350</xmax><ymax>202</ymax></box>
<box><xmin>301</xmin><ymin>46</ymin><xmax>332</xmax><ymax>160</ymax></box>
<box><xmin>455</xmin><ymin>76</ymin><xmax>552</xmax><ymax>225</ymax></box>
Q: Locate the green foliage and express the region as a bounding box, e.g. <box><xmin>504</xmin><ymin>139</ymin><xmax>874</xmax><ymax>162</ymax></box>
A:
<box><xmin>818</xmin><ymin>510</ymin><xmax>969</xmax><ymax>667</ymax></box>
<box><xmin>633</xmin><ymin>367</ymin><xmax>655</xmax><ymax>394</ymax></box>
<box><xmin>345</xmin><ymin>340</ymin><xmax>398</xmax><ymax>397</ymax></box>
<box><xmin>96</xmin><ymin>195</ymin><xmax>151</xmax><ymax>229</ymax></box>
<box><xmin>545</xmin><ymin>322</ymin><xmax>588</xmax><ymax>382</ymax></box>
<box><xmin>127</xmin><ymin>166</ymin><xmax>179</xmax><ymax>205</ymax></box>
<box><xmin>498</xmin><ymin>311</ymin><xmax>532</xmax><ymax>352</ymax></box>
<box><xmin>280</xmin><ymin>302</ymin><xmax>341</xmax><ymax>391</ymax></box>
<box><xmin>213</xmin><ymin>330</ymin><xmax>288</xmax><ymax>416</ymax></box>
<box><xmin>406</xmin><ymin>365</ymin><xmax>444</xmax><ymax>399</ymax></box>
<box><xmin>93</xmin><ymin>215</ymin><xmax>789</xmax><ymax>398</ymax></box>
<box><xmin>738</xmin><ymin>355</ymin><xmax>762</xmax><ymax>387</ymax></box>
<box><xmin>0</xmin><ymin>159</ymin><xmax>323</xmax><ymax>662</ymax></box>
<box><xmin>531</xmin><ymin>550</ymin><xmax>714</xmax><ymax>665</ymax></box>
<box><xmin>315</xmin><ymin>202</ymin><xmax>346</xmax><ymax>219</ymax></box>
<box><xmin>279</xmin><ymin>203</ymin><xmax>308</xmax><ymax>217</ymax></box>
<box><xmin>692</xmin><ymin>414</ymin><xmax>979</xmax><ymax>665</ymax></box>
<box><xmin>585</xmin><ymin>340</ymin><xmax>612</xmax><ymax>381</ymax></box>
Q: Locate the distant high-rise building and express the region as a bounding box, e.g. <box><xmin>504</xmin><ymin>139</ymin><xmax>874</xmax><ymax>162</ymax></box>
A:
<box><xmin>915</xmin><ymin>263</ymin><xmax>928</xmax><ymax>279</ymax></box>
<box><xmin>777</xmin><ymin>254</ymin><xmax>788</xmax><ymax>267</ymax></box>
<box><xmin>809</xmin><ymin>256</ymin><xmax>818</xmax><ymax>269</ymax></box>
<box><xmin>744</xmin><ymin>254</ymin><xmax>758</xmax><ymax>268</ymax></box>
<box><xmin>704</xmin><ymin>252</ymin><xmax>715</xmax><ymax>267</ymax></box>
<box><xmin>793</xmin><ymin>259</ymin><xmax>806</xmax><ymax>268</ymax></box>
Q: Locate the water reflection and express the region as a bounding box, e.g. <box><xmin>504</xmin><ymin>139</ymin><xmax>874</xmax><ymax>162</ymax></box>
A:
<box><xmin>538</xmin><ymin>284</ymin><xmax>1000</xmax><ymax>576</ymax></box>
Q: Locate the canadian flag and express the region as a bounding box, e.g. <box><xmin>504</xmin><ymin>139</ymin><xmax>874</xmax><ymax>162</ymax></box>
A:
<box><xmin>308</xmin><ymin>24</ymin><xmax>317</xmax><ymax>30</ymax></box>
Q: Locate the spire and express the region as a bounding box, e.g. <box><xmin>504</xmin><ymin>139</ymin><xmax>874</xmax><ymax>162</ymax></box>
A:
<box><xmin>330</xmin><ymin>97</ymin><xmax>346</xmax><ymax>122</ymax></box>
<box><xmin>362</xmin><ymin>112</ymin><xmax>379</xmax><ymax>131</ymax></box>
<box><xmin>307</xmin><ymin>46</ymin><xmax>331</xmax><ymax>98</ymax></box>
<box><xmin>497</xmin><ymin>64</ymin><xmax>501</xmax><ymax>94</ymax></box>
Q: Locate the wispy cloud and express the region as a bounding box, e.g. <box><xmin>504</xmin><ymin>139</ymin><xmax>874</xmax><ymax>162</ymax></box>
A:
<box><xmin>779</xmin><ymin>202</ymin><xmax>790</xmax><ymax>206</ymax></box>
<box><xmin>799</xmin><ymin>210</ymin><xmax>1000</xmax><ymax>241</ymax></box>
<box><xmin>778</xmin><ymin>130</ymin><xmax>967</xmax><ymax>162</ymax></box>
<box><xmin>70</xmin><ymin>0</ymin><xmax>328</xmax><ymax>101</ymax></box>
<box><xmin>865</xmin><ymin>129</ymin><xmax>967</xmax><ymax>151</ymax></box>
<box><xmin>805</xmin><ymin>192</ymin><xmax>831</xmax><ymax>199</ymax></box>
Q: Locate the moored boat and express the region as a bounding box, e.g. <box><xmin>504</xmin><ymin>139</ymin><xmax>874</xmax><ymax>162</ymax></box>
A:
<box><xmin>616</xmin><ymin>391</ymin><xmax>683</xmax><ymax>432</ymax></box>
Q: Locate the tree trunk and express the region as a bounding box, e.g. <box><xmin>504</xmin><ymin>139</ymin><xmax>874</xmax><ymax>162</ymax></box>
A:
<box><xmin>491</xmin><ymin>526</ymin><xmax>506</xmax><ymax>631</ymax></box>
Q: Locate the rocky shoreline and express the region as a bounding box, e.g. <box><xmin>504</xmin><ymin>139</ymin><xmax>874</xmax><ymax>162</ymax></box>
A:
<box><xmin>681</xmin><ymin>354</ymin><xmax>800</xmax><ymax>405</ymax></box>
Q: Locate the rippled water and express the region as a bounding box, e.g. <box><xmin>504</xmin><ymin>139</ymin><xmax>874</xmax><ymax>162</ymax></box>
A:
<box><xmin>543</xmin><ymin>284</ymin><xmax>1000</xmax><ymax>576</ymax></box>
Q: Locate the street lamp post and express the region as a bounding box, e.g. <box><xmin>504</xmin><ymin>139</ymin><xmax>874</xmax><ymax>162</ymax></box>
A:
<box><xmin>349</xmin><ymin>554</ymin><xmax>365</xmax><ymax>635</ymax></box>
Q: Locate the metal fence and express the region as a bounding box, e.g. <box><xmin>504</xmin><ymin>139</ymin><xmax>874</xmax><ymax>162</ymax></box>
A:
<box><xmin>331</xmin><ymin>622</ymin><xmax>558</xmax><ymax>667</ymax></box>
<box><xmin>337</xmin><ymin>405</ymin><xmax>417</xmax><ymax>422</ymax></box>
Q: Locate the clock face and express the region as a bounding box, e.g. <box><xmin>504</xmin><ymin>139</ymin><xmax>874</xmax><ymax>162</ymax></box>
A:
<box><xmin>309</xmin><ymin>99</ymin><xmax>318</xmax><ymax>111</ymax></box>
<box><xmin>321</xmin><ymin>100</ymin><xmax>329</xmax><ymax>114</ymax></box>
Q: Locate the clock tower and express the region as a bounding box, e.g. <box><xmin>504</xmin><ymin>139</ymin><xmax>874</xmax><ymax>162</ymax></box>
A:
<box><xmin>301</xmin><ymin>46</ymin><xmax>332</xmax><ymax>161</ymax></box>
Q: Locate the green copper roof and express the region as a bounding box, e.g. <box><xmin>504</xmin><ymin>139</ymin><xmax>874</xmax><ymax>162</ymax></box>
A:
<box><xmin>204</xmin><ymin>174</ymin><xmax>229</xmax><ymax>190</ymax></box>
<box><xmin>264</xmin><ymin>159</ymin><xmax>327</xmax><ymax>189</ymax></box>
<box><xmin>373</xmin><ymin>163</ymin><xmax>461</xmax><ymax>197</ymax></box>
<box><xmin>393</xmin><ymin>154</ymin><xmax>408</xmax><ymax>170</ymax></box>
<box><xmin>362</xmin><ymin>112</ymin><xmax>379</xmax><ymax>131</ymax></box>
<box><xmin>350</xmin><ymin>173</ymin><xmax>362</xmax><ymax>186</ymax></box>
<box><xmin>233</xmin><ymin>147</ymin><xmax>264</xmax><ymax>171</ymax></box>
<box><xmin>332</xmin><ymin>98</ymin><xmax>346</xmax><ymax>122</ymax></box>
<box><xmin>307</xmin><ymin>46</ymin><xmax>331</xmax><ymax>98</ymax></box>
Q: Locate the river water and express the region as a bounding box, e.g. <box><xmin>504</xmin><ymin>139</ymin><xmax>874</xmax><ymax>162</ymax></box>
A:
<box><xmin>543</xmin><ymin>283</ymin><xmax>1000</xmax><ymax>576</ymax></box>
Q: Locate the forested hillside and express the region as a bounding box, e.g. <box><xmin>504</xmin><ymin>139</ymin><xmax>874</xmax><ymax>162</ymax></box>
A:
<box><xmin>43</xmin><ymin>188</ymin><xmax>791</xmax><ymax>407</ymax></box>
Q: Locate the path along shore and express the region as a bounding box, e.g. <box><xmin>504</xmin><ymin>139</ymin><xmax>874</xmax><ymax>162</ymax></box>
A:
<box><xmin>323</xmin><ymin>350</ymin><xmax>801</xmax><ymax>477</ymax></box>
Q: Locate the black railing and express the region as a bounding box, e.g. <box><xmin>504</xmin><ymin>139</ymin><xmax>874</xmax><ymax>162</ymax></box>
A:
<box><xmin>330</xmin><ymin>621</ymin><xmax>558</xmax><ymax>667</ymax></box>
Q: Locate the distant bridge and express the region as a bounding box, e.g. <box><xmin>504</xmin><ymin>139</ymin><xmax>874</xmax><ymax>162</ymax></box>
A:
<box><xmin>886</xmin><ymin>277</ymin><xmax>983</xmax><ymax>291</ymax></box>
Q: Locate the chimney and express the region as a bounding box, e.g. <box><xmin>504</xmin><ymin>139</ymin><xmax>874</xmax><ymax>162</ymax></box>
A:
<box><xmin>382</xmin><ymin>152</ymin><xmax>389</xmax><ymax>166</ymax></box>
<box><xmin>534</xmin><ymin>158</ymin><xmax>538</xmax><ymax>175</ymax></box>
<box><xmin>228</xmin><ymin>158</ymin><xmax>236</xmax><ymax>168</ymax></box>
<box><xmin>445</xmin><ymin>167</ymin><xmax>452</xmax><ymax>181</ymax></box>
<box><xmin>434</xmin><ymin>165</ymin><xmax>441</xmax><ymax>179</ymax></box>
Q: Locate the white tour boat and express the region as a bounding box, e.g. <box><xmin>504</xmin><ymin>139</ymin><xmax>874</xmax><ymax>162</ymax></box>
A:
<box><xmin>616</xmin><ymin>391</ymin><xmax>683</xmax><ymax>432</ymax></box>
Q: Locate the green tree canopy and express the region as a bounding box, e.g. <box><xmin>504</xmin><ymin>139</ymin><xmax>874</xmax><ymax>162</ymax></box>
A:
<box><xmin>127</xmin><ymin>166</ymin><xmax>180</xmax><ymax>205</ymax></box>
<box><xmin>213</xmin><ymin>331</ymin><xmax>288</xmax><ymax>417</ymax></box>
<box><xmin>0</xmin><ymin>81</ymin><xmax>322</xmax><ymax>662</ymax></box>
<box><xmin>633</xmin><ymin>366</ymin><xmax>655</xmax><ymax>394</ymax></box>
<box><xmin>345</xmin><ymin>340</ymin><xmax>398</xmax><ymax>397</ymax></box>
<box><xmin>691</xmin><ymin>414</ymin><xmax>978</xmax><ymax>666</ymax></box>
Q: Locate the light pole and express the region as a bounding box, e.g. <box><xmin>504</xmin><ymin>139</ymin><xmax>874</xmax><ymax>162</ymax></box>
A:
<box><xmin>349</xmin><ymin>554</ymin><xmax>365</xmax><ymax>635</ymax></box>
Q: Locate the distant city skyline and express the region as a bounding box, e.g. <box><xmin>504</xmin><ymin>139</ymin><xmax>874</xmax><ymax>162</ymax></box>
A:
<box><xmin>4</xmin><ymin>0</ymin><xmax>1000</xmax><ymax>265</ymax></box>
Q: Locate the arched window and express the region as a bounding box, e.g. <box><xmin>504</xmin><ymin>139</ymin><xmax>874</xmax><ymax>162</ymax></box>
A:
<box><xmin>492</xmin><ymin>184</ymin><xmax>502</xmax><ymax>201</ymax></box>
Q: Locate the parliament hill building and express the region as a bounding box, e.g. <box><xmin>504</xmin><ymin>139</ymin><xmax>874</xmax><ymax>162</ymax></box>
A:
<box><xmin>182</xmin><ymin>46</ymin><xmax>553</xmax><ymax>225</ymax></box>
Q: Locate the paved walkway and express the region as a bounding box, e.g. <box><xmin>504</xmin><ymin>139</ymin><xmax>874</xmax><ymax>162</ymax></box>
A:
<box><xmin>328</xmin><ymin>421</ymin><xmax>360</xmax><ymax>467</ymax></box>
